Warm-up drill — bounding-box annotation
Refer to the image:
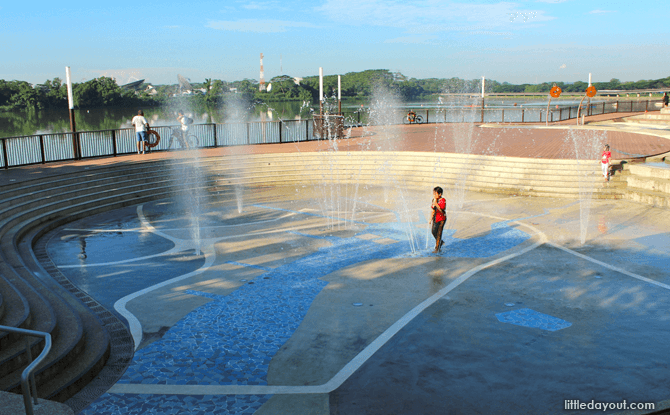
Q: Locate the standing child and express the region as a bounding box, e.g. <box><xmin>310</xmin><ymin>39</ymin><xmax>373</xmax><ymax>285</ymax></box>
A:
<box><xmin>601</xmin><ymin>144</ymin><xmax>612</xmax><ymax>181</ymax></box>
<box><xmin>429</xmin><ymin>186</ymin><xmax>447</xmax><ymax>253</ymax></box>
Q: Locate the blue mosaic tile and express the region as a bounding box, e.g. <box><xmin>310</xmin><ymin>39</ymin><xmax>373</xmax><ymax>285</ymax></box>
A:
<box><xmin>116</xmin><ymin>234</ymin><xmax>412</xmax><ymax>388</ymax></box>
<box><xmin>80</xmin><ymin>393</ymin><xmax>272</xmax><ymax>415</ymax></box>
<box><xmin>495</xmin><ymin>308</ymin><xmax>572</xmax><ymax>331</ymax></box>
<box><xmin>224</xmin><ymin>261</ymin><xmax>273</xmax><ymax>271</ymax></box>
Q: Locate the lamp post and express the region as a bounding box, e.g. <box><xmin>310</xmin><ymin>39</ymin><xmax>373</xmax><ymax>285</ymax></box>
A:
<box><xmin>319</xmin><ymin>67</ymin><xmax>324</xmax><ymax>115</ymax></box>
<box><xmin>65</xmin><ymin>67</ymin><xmax>79</xmax><ymax>159</ymax></box>
<box><xmin>338</xmin><ymin>75</ymin><xmax>341</xmax><ymax>115</ymax></box>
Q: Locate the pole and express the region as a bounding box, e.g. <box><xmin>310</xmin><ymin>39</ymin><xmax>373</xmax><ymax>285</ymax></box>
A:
<box><xmin>65</xmin><ymin>67</ymin><xmax>78</xmax><ymax>159</ymax></box>
<box><xmin>587</xmin><ymin>73</ymin><xmax>592</xmax><ymax>116</ymax></box>
<box><xmin>319</xmin><ymin>67</ymin><xmax>324</xmax><ymax>115</ymax></box>
<box><xmin>338</xmin><ymin>75</ymin><xmax>341</xmax><ymax>115</ymax></box>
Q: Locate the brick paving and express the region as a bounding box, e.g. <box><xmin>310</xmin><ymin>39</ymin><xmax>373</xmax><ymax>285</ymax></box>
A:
<box><xmin>2</xmin><ymin>113</ymin><xmax>669</xmax><ymax>185</ymax></box>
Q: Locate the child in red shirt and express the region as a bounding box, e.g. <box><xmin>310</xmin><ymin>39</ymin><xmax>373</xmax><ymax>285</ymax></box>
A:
<box><xmin>429</xmin><ymin>186</ymin><xmax>447</xmax><ymax>253</ymax></box>
<box><xmin>601</xmin><ymin>144</ymin><xmax>612</xmax><ymax>181</ymax></box>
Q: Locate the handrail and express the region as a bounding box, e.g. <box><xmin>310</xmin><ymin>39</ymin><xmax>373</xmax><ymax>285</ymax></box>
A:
<box><xmin>0</xmin><ymin>325</ymin><xmax>52</xmax><ymax>415</ymax></box>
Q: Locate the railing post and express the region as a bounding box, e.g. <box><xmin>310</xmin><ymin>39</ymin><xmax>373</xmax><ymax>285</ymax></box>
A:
<box><xmin>279</xmin><ymin>120</ymin><xmax>283</xmax><ymax>143</ymax></box>
<box><xmin>247</xmin><ymin>122</ymin><xmax>250</xmax><ymax>145</ymax></box>
<box><xmin>2</xmin><ymin>138</ymin><xmax>8</xmax><ymax>169</ymax></box>
<box><xmin>111</xmin><ymin>130</ymin><xmax>117</xmax><ymax>157</ymax></box>
<box><xmin>24</xmin><ymin>337</ymin><xmax>38</xmax><ymax>408</ymax></box>
<box><xmin>306</xmin><ymin>119</ymin><xmax>309</xmax><ymax>141</ymax></box>
<box><xmin>602</xmin><ymin>102</ymin><xmax>605</xmax><ymax>114</ymax></box>
<box><xmin>76</xmin><ymin>132</ymin><xmax>82</xmax><ymax>160</ymax></box>
<box><xmin>521</xmin><ymin>109</ymin><xmax>525</xmax><ymax>123</ymax></box>
<box><xmin>426</xmin><ymin>109</ymin><xmax>429</xmax><ymax>123</ymax></box>
<box><xmin>559</xmin><ymin>108</ymin><xmax>562</xmax><ymax>120</ymax></box>
<box><xmin>213</xmin><ymin>123</ymin><xmax>218</xmax><ymax>148</ymax></box>
<box><xmin>501</xmin><ymin>109</ymin><xmax>504</xmax><ymax>123</ymax></box>
<box><xmin>616</xmin><ymin>100</ymin><xmax>619</xmax><ymax>113</ymax></box>
<box><xmin>39</xmin><ymin>135</ymin><xmax>46</xmax><ymax>164</ymax></box>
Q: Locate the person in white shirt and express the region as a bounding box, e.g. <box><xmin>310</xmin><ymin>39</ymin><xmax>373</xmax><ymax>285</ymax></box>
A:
<box><xmin>131</xmin><ymin>110</ymin><xmax>150</xmax><ymax>154</ymax></box>
<box><xmin>177</xmin><ymin>110</ymin><xmax>189</xmax><ymax>132</ymax></box>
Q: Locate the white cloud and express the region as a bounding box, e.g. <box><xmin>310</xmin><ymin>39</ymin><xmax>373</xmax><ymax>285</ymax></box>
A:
<box><xmin>384</xmin><ymin>35</ymin><xmax>437</xmax><ymax>44</ymax></box>
<box><xmin>559</xmin><ymin>64</ymin><xmax>566</xmax><ymax>69</ymax></box>
<box><xmin>316</xmin><ymin>0</ymin><xmax>554</xmax><ymax>33</ymax></box>
<box><xmin>207</xmin><ymin>19</ymin><xmax>319</xmax><ymax>33</ymax></box>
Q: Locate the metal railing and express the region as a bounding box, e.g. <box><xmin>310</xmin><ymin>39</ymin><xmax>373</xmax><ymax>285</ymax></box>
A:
<box><xmin>0</xmin><ymin>119</ymin><xmax>315</xmax><ymax>169</ymax></box>
<box><xmin>339</xmin><ymin>99</ymin><xmax>663</xmax><ymax>126</ymax></box>
<box><xmin>0</xmin><ymin>99</ymin><xmax>662</xmax><ymax>170</ymax></box>
<box><xmin>0</xmin><ymin>326</ymin><xmax>52</xmax><ymax>415</ymax></box>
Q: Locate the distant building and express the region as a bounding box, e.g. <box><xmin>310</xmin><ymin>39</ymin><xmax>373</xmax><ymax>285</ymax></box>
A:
<box><xmin>144</xmin><ymin>85</ymin><xmax>158</xmax><ymax>96</ymax></box>
<box><xmin>120</xmin><ymin>79</ymin><xmax>145</xmax><ymax>90</ymax></box>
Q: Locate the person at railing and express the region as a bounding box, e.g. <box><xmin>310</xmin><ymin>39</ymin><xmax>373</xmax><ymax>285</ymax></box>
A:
<box><xmin>663</xmin><ymin>92</ymin><xmax>669</xmax><ymax>108</ymax></box>
<box><xmin>131</xmin><ymin>110</ymin><xmax>150</xmax><ymax>154</ymax></box>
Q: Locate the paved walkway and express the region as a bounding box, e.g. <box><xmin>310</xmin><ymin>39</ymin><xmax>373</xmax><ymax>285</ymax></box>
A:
<box><xmin>3</xmin><ymin>112</ymin><xmax>670</xmax><ymax>186</ymax></box>
<box><xmin>4</xmin><ymin>116</ymin><xmax>670</xmax><ymax>414</ymax></box>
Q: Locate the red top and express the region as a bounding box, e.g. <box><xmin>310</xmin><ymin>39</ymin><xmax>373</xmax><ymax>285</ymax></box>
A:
<box><xmin>601</xmin><ymin>150</ymin><xmax>611</xmax><ymax>164</ymax></box>
<box><xmin>434</xmin><ymin>198</ymin><xmax>446</xmax><ymax>222</ymax></box>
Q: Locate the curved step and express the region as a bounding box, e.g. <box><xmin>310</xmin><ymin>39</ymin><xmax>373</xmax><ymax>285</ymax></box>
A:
<box><xmin>0</xmin><ymin>277</ymin><xmax>29</xmax><ymax>350</ymax></box>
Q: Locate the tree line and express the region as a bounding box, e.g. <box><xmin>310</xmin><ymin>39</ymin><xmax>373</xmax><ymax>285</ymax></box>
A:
<box><xmin>2</xmin><ymin>71</ymin><xmax>669</xmax><ymax>111</ymax></box>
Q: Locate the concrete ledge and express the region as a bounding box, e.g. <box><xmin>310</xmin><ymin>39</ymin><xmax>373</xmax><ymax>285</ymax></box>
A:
<box><xmin>0</xmin><ymin>391</ymin><xmax>73</xmax><ymax>415</ymax></box>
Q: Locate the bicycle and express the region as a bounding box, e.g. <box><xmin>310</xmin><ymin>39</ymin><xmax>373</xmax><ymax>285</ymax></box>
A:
<box><xmin>406</xmin><ymin>111</ymin><xmax>423</xmax><ymax>124</ymax></box>
<box><xmin>166</xmin><ymin>127</ymin><xmax>199</xmax><ymax>149</ymax></box>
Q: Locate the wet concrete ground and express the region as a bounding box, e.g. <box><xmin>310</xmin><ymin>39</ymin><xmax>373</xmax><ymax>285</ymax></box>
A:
<box><xmin>41</xmin><ymin>185</ymin><xmax>670</xmax><ymax>414</ymax></box>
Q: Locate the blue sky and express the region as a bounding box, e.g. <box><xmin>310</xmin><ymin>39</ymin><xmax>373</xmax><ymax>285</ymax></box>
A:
<box><xmin>2</xmin><ymin>0</ymin><xmax>668</xmax><ymax>85</ymax></box>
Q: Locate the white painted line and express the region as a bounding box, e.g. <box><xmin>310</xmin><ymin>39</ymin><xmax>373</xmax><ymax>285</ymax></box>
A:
<box><xmin>114</xmin><ymin>205</ymin><xmax>219</xmax><ymax>350</ymax></box>
<box><xmin>547</xmin><ymin>241</ymin><xmax>670</xmax><ymax>291</ymax></box>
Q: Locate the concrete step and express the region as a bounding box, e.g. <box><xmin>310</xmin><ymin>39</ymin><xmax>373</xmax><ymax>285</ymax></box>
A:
<box><xmin>628</xmin><ymin>175</ymin><xmax>670</xmax><ymax>194</ymax></box>
<box><xmin>624</xmin><ymin>188</ymin><xmax>670</xmax><ymax>208</ymax></box>
<box><xmin>0</xmin><ymin>278</ymin><xmax>30</xmax><ymax>351</ymax></box>
<box><xmin>628</xmin><ymin>163</ymin><xmax>670</xmax><ymax>180</ymax></box>
<box><xmin>0</xmin><ymin>267</ymin><xmax>55</xmax><ymax>380</ymax></box>
<box><xmin>0</xmin><ymin>390</ymin><xmax>73</xmax><ymax>415</ymax></box>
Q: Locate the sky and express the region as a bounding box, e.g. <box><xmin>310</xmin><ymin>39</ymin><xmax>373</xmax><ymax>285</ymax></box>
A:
<box><xmin>2</xmin><ymin>0</ymin><xmax>669</xmax><ymax>86</ymax></box>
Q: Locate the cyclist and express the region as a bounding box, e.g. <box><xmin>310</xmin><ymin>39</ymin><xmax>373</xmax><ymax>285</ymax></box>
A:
<box><xmin>172</xmin><ymin>110</ymin><xmax>191</xmax><ymax>148</ymax></box>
